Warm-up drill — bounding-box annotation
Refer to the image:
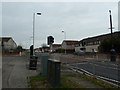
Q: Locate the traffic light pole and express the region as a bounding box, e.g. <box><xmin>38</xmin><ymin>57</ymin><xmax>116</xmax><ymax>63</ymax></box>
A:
<box><xmin>47</xmin><ymin>36</ymin><xmax>54</xmax><ymax>53</ymax></box>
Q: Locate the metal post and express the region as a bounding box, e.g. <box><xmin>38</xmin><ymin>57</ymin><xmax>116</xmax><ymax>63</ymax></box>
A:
<box><xmin>32</xmin><ymin>12</ymin><xmax>41</xmax><ymax>56</ymax></box>
<box><xmin>109</xmin><ymin>10</ymin><xmax>116</xmax><ymax>62</ymax></box>
<box><xmin>109</xmin><ymin>10</ymin><xmax>113</xmax><ymax>35</ymax></box>
<box><xmin>64</xmin><ymin>31</ymin><xmax>66</xmax><ymax>54</ymax></box>
<box><xmin>33</xmin><ymin>13</ymin><xmax>35</xmax><ymax>56</ymax></box>
<box><xmin>62</xmin><ymin>31</ymin><xmax>66</xmax><ymax>54</ymax></box>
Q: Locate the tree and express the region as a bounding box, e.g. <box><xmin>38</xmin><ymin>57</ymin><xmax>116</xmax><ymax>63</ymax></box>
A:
<box><xmin>16</xmin><ymin>45</ymin><xmax>23</xmax><ymax>52</ymax></box>
<box><xmin>41</xmin><ymin>43</ymin><xmax>48</xmax><ymax>48</ymax></box>
<box><xmin>99</xmin><ymin>36</ymin><xmax>120</xmax><ymax>53</ymax></box>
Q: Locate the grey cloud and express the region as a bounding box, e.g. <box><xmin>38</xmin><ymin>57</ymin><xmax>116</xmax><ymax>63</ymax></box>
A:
<box><xmin>2</xmin><ymin>2</ymin><xmax>118</xmax><ymax>48</ymax></box>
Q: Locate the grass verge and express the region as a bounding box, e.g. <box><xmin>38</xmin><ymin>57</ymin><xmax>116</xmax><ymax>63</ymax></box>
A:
<box><xmin>29</xmin><ymin>71</ymin><xmax>118</xmax><ymax>88</ymax></box>
<box><xmin>29</xmin><ymin>74</ymin><xmax>85</xmax><ymax>88</ymax></box>
<box><xmin>74</xmin><ymin>73</ymin><xmax>118</xmax><ymax>88</ymax></box>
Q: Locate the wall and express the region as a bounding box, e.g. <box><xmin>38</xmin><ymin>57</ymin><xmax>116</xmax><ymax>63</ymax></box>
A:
<box><xmin>85</xmin><ymin>45</ymin><xmax>99</xmax><ymax>52</ymax></box>
<box><xmin>75</xmin><ymin>44</ymin><xmax>99</xmax><ymax>52</ymax></box>
<box><xmin>83</xmin><ymin>53</ymin><xmax>120</xmax><ymax>62</ymax></box>
<box><xmin>75</xmin><ymin>46</ymin><xmax>81</xmax><ymax>52</ymax></box>
<box><xmin>62</xmin><ymin>42</ymin><xmax>75</xmax><ymax>50</ymax></box>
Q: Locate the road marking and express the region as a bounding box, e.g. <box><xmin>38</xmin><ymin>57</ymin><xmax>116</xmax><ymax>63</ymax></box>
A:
<box><xmin>69</xmin><ymin>61</ymin><xmax>120</xmax><ymax>70</ymax></box>
<box><xmin>68</xmin><ymin>65</ymin><xmax>120</xmax><ymax>87</ymax></box>
<box><xmin>89</xmin><ymin>63</ymin><xmax>120</xmax><ymax>70</ymax></box>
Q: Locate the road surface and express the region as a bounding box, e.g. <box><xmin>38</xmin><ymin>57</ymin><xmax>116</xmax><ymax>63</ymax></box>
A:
<box><xmin>69</xmin><ymin>60</ymin><xmax>120</xmax><ymax>83</ymax></box>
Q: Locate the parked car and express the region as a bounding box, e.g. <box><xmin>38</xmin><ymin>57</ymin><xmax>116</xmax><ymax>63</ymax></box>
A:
<box><xmin>74</xmin><ymin>50</ymin><xmax>85</xmax><ymax>56</ymax></box>
<box><xmin>35</xmin><ymin>50</ymin><xmax>43</xmax><ymax>54</ymax></box>
<box><xmin>50</xmin><ymin>50</ymin><xmax>55</xmax><ymax>54</ymax></box>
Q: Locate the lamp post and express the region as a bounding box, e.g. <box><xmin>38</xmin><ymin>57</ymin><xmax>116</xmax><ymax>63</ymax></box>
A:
<box><xmin>33</xmin><ymin>12</ymin><xmax>41</xmax><ymax>56</ymax></box>
<box><xmin>109</xmin><ymin>10</ymin><xmax>113</xmax><ymax>34</ymax></box>
<box><xmin>109</xmin><ymin>10</ymin><xmax>116</xmax><ymax>62</ymax></box>
<box><xmin>62</xmin><ymin>30</ymin><xmax>66</xmax><ymax>54</ymax></box>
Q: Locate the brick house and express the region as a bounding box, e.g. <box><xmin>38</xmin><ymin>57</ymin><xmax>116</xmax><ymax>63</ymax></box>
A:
<box><xmin>50</xmin><ymin>44</ymin><xmax>61</xmax><ymax>51</ymax></box>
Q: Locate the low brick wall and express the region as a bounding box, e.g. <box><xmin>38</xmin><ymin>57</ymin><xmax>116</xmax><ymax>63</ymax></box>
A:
<box><xmin>83</xmin><ymin>53</ymin><xmax>120</xmax><ymax>61</ymax></box>
<box><xmin>1</xmin><ymin>51</ymin><xmax>20</xmax><ymax>55</ymax></box>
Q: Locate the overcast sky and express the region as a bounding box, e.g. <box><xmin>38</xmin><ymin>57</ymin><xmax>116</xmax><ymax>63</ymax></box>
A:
<box><xmin>2</xmin><ymin>1</ymin><xmax>119</xmax><ymax>48</ymax></box>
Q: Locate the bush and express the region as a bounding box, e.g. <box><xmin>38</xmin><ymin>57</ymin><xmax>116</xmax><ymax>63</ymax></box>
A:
<box><xmin>99</xmin><ymin>36</ymin><xmax>120</xmax><ymax>53</ymax></box>
<box><xmin>15</xmin><ymin>45</ymin><xmax>23</xmax><ymax>52</ymax></box>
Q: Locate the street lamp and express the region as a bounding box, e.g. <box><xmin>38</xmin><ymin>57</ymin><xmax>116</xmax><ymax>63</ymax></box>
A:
<box><xmin>62</xmin><ymin>30</ymin><xmax>66</xmax><ymax>54</ymax></box>
<box><xmin>109</xmin><ymin>10</ymin><xmax>113</xmax><ymax>34</ymax></box>
<box><xmin>109</xmin><ymin>10</ymin><xmax>116</xmax><ymax>62</ymax></box>
<box><xmin>33</xmin><ymin>12</ymin><xmax>41</xmax><ymax>56</ymax></box>
<box><xmin>62</xmin><ymin>31</ymin><xmax>66</xmax><ymax>40</ymax></box>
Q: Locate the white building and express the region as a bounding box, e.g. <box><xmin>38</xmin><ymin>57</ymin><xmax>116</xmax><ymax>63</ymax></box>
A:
<box><xmin>0</xmin><ymin>37</ymin><xmax>17</xmax><ymax>51</ymax></box>
<box><xmin>75</xmin><ymin>31</ymin><xmax>120</xmax><ymax>53</ymax></box>
<box><xmin>61</xmin><ymin>40</ymin><xmax>79</xmax><ymax>50</ymax></box>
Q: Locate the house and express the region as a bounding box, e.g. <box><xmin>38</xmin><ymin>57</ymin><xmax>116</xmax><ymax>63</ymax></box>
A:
<box><xmin>50</xmin><ymin>44</ymin><xmax>61</xmax><ymax>51</ymax></box>
<box><xmin>42</xmin><ymin>46</ymin><xmax>50</xmax><ymax>53</ymax></box>
<box><xmin>75</xmin><ymin>31</ymin><xmax>120</xmax><ymax>52</ymax></box>
<box><xmin>0</xmin><ymin>37</ymin><xmax>17</xmax><ymax>51</ymax></box>
<box><xmin>61</xmin><ymin>40</ymin><xmax>79</xmax><ymax>50</ymax></box>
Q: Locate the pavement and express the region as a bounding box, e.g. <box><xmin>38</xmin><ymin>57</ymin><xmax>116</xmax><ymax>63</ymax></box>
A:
<box><xmin>2</xmin><ymin>55</ymin><xmax>40</xmax><ymax>88</ymax></box>
<box><xmin>2</xmin><ymin>53</ymin><xmax>118</xmax><ymax>89</ymax></box>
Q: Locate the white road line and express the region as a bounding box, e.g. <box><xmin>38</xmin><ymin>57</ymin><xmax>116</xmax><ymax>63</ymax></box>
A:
<box><xmin>89</xmin><ymin>63</ymin><xmax>120</xmax><ymax>70</ymax></box>
<box><xmin>68</xmin><ymin>65</ymin><xmax>120</xmax><ymax>87</ymax></box>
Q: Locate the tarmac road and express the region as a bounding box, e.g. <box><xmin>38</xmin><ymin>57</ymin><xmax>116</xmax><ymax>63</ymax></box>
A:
<box><xmin>2</xmin><ymin>55</ymin><xmax>40</xmax><ymax>88</ymax></box>
<box><xmin>69</xmin><ymin>60</ymin><xmax>120</xmax><ymax>81</ymax></box>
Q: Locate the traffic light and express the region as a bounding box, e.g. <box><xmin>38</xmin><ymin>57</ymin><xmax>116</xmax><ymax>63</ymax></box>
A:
<box><xmin>50</xmin><ymin>36</ymin><xmax>54</xmax><ymax>43</ymax></box>
<box><xmin>47</xmin><ymin>36</ymin><xmax>50</xmax><ymax>45</ymax></box>
<box><xmin>47</xmin><ymin>36</ymin><xmax>54</xmax><ymax>45</ymax></box>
